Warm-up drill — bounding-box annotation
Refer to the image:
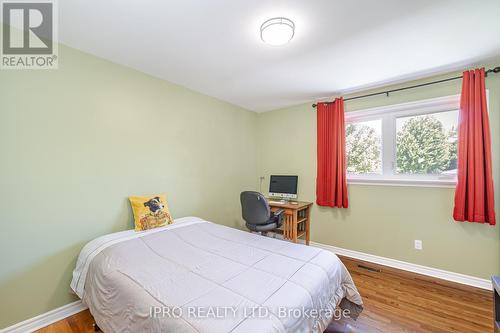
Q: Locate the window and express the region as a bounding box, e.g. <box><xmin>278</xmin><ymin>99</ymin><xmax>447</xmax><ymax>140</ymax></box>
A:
<box><xmin>345</xmin><ymin>94</ymin><xmax>468</xmax><ymax>187</ymax></box>
<box><xmin>395</xmin><ymin>111</ymin><xmax>458</xmax><ymax>175</ymax></box>
<box><xmin>346</xmin><ymin>120</ymin><xmax>382</xmax><ymax>175</ymax></box>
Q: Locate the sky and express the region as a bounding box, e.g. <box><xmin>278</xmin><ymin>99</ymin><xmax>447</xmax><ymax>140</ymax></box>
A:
<box><xmin>396</xmin><ymin>110</ymin><xmax>458</xmax><ymax>132</ymax></box>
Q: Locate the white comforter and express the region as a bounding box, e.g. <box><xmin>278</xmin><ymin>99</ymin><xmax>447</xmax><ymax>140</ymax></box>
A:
<box><xmin>71</xmin><ymin>217</ymin><xmax>362</xmax><ymax>333</ymax></box>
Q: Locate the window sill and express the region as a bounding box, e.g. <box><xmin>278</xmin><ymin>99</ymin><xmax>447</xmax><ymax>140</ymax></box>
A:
<box><xmin>347</xmin><ymin>177</ymin><xmax>456</xmax><ymax>188</ymax></box>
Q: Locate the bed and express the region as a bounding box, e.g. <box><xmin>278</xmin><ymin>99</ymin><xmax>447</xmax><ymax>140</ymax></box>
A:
<box><xmin>71</xmin><ymin>217</ymin><xmax>362</xmax><ymax>333</ymax></box>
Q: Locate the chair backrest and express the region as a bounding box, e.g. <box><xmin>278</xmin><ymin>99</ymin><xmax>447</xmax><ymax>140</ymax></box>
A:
<box><xmin>240</xmin><ymin>191</ymin><xmax>271</xmax><ymax>225</ymax></box>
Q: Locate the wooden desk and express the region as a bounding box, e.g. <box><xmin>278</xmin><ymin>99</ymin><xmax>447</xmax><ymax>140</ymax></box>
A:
<box><xmin>268</xmin><ymin>200</ymin><xmax>313</xmax><ymax>245</ymax></box>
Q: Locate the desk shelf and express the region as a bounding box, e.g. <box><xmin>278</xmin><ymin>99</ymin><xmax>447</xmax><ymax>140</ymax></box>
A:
<box><xmin>273</xmin><ymin>228</ymin><xmax>307</xmax><ymax>238</ymax></box>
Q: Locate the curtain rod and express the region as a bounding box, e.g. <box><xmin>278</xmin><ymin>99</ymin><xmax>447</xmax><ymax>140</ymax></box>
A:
<box><xmin>311</xmin><ymin>66</ymin><xmax>500</xmax><ymax>108</ymax></box>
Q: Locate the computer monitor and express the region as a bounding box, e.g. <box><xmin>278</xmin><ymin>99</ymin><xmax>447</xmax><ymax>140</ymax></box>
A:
<box><xmin>269</xmin><ymin>175</ymin><xmax>298</xmax><ymax>199</ymax></box>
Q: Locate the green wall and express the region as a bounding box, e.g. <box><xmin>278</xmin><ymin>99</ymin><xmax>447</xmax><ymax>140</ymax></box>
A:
<box><xmin>0</xmin><ymin>45</ymin><xmax>258</xmax><ymax>328</ymax></box>
<box><xmin>257</xmin><ymin>67</ymin><xmax>500</xmax><ymax>280</ymax></box>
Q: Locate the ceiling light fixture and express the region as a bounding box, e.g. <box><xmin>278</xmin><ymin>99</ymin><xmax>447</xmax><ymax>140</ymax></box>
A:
<box><xmin>260</xmin><ymin>17</ymin><xmax>295</xmax><ymax>46</ymax></box>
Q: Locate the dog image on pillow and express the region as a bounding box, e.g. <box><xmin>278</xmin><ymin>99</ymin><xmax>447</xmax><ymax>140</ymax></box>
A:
<box><xmin>129</xmin><ymin>194</ymin><xmax>173</xmax><ymax>231</ymax></box>
<box><xmin>144</xmin><ymin>197</ymin><xmax>164</xmax><ymax>214</ymax></box>
<box><xmin>129</xmin><ymin>194</ymin><xmax>172</xmax><ymax>231</ymax></box>
<box><xmin>139</xmin><ymin>197</ymin><xmax>170</xmax><ymax>230</ymax></box>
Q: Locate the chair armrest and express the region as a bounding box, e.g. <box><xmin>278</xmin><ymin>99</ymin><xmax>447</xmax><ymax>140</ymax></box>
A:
<box><xmin>273</xmin><ymin>208</ymin><xmax>285</xmax><ymax>216</ymax></box>
<box><xmin>273</xmin><ymin>209</ymin><xmax>285</xmax><ymax>227</ymax></box>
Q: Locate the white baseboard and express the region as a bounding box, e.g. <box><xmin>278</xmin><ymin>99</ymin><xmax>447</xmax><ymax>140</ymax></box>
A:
<box><xmin>311</xmin><ymin>241</ymin><xmax>492</xmax><ymax>290</ymax></box>
<box><xmin>0</xmin><ymin>300</ymin><xmax>87</xmax><ymax>333</ymax></box>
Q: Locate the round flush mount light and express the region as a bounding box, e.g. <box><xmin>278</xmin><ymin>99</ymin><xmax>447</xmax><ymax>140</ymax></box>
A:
<box><xmin>260</xmin><ymin>17</ymin><xmax>295</xmax><ymax>46</ymax></box>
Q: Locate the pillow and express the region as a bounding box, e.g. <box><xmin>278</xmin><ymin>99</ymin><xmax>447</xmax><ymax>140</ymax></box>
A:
<box><xmin>129</xmin><ymin>194</ymin><xmax>173</xmax><ymax>231</ymax></box>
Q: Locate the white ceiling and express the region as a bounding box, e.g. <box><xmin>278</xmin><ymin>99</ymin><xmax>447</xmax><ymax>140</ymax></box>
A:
<box><xmin>57</xmin><ymin>0</ymin><xmax>500</xmax><ymax>112</ymax></box>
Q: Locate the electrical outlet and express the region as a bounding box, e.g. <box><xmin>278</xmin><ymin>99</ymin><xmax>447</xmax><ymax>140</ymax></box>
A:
<box><xmin>414</xmin><ymin>240</ymin><xmax>423</xmax><ymax>250</ymax></box>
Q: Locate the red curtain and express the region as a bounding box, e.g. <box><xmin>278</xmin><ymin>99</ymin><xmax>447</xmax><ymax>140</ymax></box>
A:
<box><xmin>453</xmin><ymin>68</ymin><xmax>496</xmax><ymax>225</ymax></box>
<box><xmin>316</xmin><ymin>98</ymin><xmax>348</xmax><ymax>208</ymax></box>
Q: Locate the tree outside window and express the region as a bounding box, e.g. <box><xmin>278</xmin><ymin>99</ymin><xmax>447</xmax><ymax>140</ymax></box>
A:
<box><xmin>396</xmin><ymin>112</ymin><xmax>458</xmax><ymax>174</ymax></box>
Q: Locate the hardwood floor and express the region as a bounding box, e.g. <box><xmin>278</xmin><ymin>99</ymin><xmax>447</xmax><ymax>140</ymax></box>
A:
<box><xmin>327</xmin><ymin>257</ymin><xmax>493</xmax><ymax>333</ymax></box>
<box><xmin>35</xmin><ymin>310</ymin><xmax>96</xmax><ymax>333</ymax></box>
<box><xmin>35</xmin><ymin>257</ymin><xmax>493</xmax><ymax>333</ymax></box>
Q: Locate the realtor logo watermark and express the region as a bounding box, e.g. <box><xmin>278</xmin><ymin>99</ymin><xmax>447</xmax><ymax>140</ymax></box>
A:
<box><xmin>1</xmin><ymin>0</ymin><xmax>58</xmax><ymax>69</ymax></box>
<box><xmin>150</xmin><ymin>306</ymin><xmax>351</xmax><ymax>321</ymax></box>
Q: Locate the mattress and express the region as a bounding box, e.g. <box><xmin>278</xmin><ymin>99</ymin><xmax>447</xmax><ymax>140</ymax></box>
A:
<box><xmin>71</xmin><ymin>217</ymin><xmax>362</xmax><ymax>333</ymax></box>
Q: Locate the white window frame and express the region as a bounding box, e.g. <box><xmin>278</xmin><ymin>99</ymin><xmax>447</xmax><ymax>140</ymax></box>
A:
<box><xmin>345</xmin><ymin>94</ymin><xmax>476</xmax><ymax>188</ymax></box>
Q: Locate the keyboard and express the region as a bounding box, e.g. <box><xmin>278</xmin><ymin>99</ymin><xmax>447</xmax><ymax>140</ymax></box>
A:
<box><xmin>268</xmin><ymin>200</ymin><xmax>286</xmax><ymax>204</ymax></box>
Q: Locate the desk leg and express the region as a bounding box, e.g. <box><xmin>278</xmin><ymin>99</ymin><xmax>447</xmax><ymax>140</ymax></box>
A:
<box><xmin>305</xmin><ymin>207</ymin><xmax>311</xmax><ymax>246</ymax></box>
<box><xmin>284</xmin><ymin>214</ymin><xmax>292</xmax><ymax>241</ymax></box>
<box><xmin>292</xmin><ymin>211</ymin><xmax>298</xmax><ymax>243</ymax></box>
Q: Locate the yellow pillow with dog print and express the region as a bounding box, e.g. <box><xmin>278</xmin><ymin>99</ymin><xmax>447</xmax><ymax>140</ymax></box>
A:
<box><xmin>129</xmin><ymin>194</ymin><xmax>173</xmax><ymax>231</ymax></box>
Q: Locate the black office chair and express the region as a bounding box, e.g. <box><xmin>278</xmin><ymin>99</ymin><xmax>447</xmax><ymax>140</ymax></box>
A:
<box><xmin>240</xmin><ymin>191</ymin><xmax>285</xmax><ymax>233</ymax></box>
